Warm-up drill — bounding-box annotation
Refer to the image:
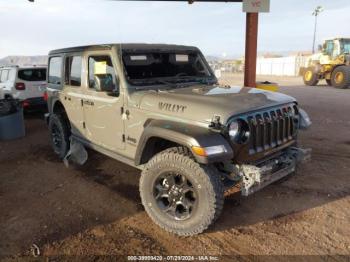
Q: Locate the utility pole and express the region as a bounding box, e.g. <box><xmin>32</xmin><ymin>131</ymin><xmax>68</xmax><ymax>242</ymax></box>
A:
<box><xmin>244</xmin><ymin>12</ymin><xmax>259</xmax><ymax>88</ymax></box>
<box><xmin>312</xmin><ymin>6</ymin><xmax>324</xmax><ymax>54</ymax></box>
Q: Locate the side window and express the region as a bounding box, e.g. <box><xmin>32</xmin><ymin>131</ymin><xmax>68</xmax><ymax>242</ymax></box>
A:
<box><xmin>0</xmin><ymin>70</ymin><xmax>9</xmax><ymax>83</ymax></box>
<box><xmin>88</xmin><ymin>55</ymin><xmax>118</xmax><ymax>95</ymax></box>
<box><xmin>8</xmin><ymin>69</ymin><xmax>16</xmax><ymax>81</ymax></box>
<box><xmin>326</xmin><ymin>41</ymin><xmax>334</xmax><ymax>56</ymax></box>
<box><xmin>65</xmin><ymin>56</ymin><xmax>82</xmax><ymax>87</ymax></box>
<box><xmin>48</xmin><ymin>57</ymin><xmax>62</xmax><ymax>85</ymax></box>
<box><xmin>333</xmin><ymin>42</ymin><xmax>340</xmax><ymax>57</ymax></box>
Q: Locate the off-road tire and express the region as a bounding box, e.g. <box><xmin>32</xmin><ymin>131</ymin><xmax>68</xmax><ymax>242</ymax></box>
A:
<box><xmin>303</xmin><ymin>67</ymin><xmax>319</xmax><ymax>86</ymax></box>
<box><xmin>326</xmin><ymin>79</ymin><xmax>332</xmax><ymax>86</ymax></box>
<box><xmin>48</xmin><ymin>113</ymin><xmax>70</xmax><ymax>159</ymax></box>
<box><xmin>140</xmin><ymin>147</ymin><xmax>224</xmax><ymax>236</ymax></box>
<box><xmin>331</xmin><ymin>66</ymin><xmax>350</xmax><ymax>89</ymax></box>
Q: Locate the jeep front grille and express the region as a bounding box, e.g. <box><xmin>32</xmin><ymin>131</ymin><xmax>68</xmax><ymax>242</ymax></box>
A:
<box><xmin>247</xmin><ymin>105</ymin><xmax>297</xmax><ymax>154</ymax></box>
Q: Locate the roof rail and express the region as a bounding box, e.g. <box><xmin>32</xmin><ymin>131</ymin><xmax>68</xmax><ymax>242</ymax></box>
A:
<box><xmin>0</xmin><ymin>65</ymin><xmax>19</xmax><ymax>68</ymax></box>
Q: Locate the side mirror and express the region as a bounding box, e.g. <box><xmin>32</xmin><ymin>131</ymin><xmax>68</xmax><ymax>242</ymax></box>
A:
<box><xmin>93</xmin><ymin>74</ymin><xmax>116</xmax><ymax>92</ymax></box>
<box><xmin>318</xmin><ymin>44</ymin><xmax>323</xmax><ymax>52</ymax></box>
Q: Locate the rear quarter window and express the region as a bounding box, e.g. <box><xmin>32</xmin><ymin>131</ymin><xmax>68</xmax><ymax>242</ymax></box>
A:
<box><xmin>8</xmin><ymin>69</ymin><xmax>16</xmax><ymax>81</ymax></box>
<box><xmin>0</xmin><ymin>70</ymin><xmax>9</xmax><ymax>83</ymax></box>
<box><xmin>18</xmin><ymin>69</ymin><xmax>46</xmax><ymax>82</ymax></box>
<box><xmin>48</xmin><ymin>57</ymin><xmax>63</xmax><ymax>87</ymax></box>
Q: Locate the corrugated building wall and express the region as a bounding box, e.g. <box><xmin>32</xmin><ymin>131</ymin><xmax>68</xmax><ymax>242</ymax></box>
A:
<box><xmin>256</xmin><ymin>56</ymin><xmax>310</xmax><ymax>76</ymax></box>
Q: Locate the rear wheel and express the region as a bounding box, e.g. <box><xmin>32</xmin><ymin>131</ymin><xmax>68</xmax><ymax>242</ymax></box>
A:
<box><xmin>303</xmin><ymin>68</ymin><xmax>319</xmax><ymax>86</ymax></box>
<box><xmin>140</xmin><ymin>147</ymin><xmax>224</xmax><ymax>236</ymax></box>
<box><xmin>331</xmin><ymin>66</ymin><xmax>350</xmax><ymax>89</ymax></box>
<box><xmin>49</xmin><ymin>113</ymin><xmax>70</xmax><ymax>159</ymax></box>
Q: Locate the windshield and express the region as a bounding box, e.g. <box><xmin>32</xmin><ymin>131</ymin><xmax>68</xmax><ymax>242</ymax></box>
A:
<box><xmin>342</xmin><ymin>40</ymin><xmax>350</xmax><ymax>54</ymax></box>
<box><xmin>122</xmin><ymin>51</ymin><xmax>214</xmax><ymax>86</ymax></box>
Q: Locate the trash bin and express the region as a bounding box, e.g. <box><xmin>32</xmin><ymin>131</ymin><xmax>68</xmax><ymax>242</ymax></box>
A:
<box><xmin>256</xmin><ymin>81</ymin><xmax>279</xmax><ymax>92</ymax></box>
<box><xmin>0</xmin><ymin>99</ymin><xmax>25</xmax><ymax>140</ymax></box>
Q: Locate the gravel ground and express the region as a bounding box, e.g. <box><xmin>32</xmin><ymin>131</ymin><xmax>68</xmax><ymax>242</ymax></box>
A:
<box><xmin>0</xmin><ymin>74</ymin><xmax>349</xmax><ymax>259</ymax></box>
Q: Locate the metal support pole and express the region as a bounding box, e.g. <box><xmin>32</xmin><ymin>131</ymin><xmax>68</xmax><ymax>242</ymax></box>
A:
<box><xmin>312</xmin><ymin>14</ymin><xmax>318</xmax><ymax>54</ymax></box>
<box><xmin>244</xmin><ymin>12</ymin><xmax>259</xmax><ymax>88</ymax></box>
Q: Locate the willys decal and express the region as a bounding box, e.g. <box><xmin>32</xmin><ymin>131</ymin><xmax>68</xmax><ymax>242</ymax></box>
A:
<box><xmin>159</xmin><ymin>102</ymin><xmax>187</xmax><ymax>113</ymax></box>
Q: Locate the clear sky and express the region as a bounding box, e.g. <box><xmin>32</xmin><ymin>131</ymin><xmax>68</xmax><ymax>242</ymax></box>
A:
<box><xmin>0</xmin><ymin>0</ymin><xmax>349</xmax><ymax>58</ymax></box>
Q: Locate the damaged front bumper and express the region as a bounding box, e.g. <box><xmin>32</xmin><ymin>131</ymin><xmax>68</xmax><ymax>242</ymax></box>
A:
<box><xmin>238</xmin><ymin>147</ymin><xmax>311</xmax><ymax>196</ymax></box>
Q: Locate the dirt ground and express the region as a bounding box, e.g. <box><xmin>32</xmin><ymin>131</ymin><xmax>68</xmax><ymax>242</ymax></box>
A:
<box><xmin>0</xmin><ymin>74</ymin><xmax>349</xmax><ymax>259</ymax></box>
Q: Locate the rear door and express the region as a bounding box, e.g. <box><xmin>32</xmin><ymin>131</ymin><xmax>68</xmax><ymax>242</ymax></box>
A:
<box><xmin>59</xmin><ymin>55</ymin><xmax>86</xmax><ymax>138</ymax></box>
<box><xmin>17</xmin><ymin>68</ymin><xmax>47</xmax><ymax>98</ymax></box>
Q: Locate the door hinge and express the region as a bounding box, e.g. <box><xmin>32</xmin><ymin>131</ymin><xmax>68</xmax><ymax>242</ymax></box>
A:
<box><xmin>121</xmin><ymin>107</ymin><xmax>124</xmax><ymax>115</ymax></box>
<box><xmin>83</xmin><ymin>122</ymin><xmax>86</xmax><ymax>129</ymax></box>
<box><xmin>81</xmin><ymin>99</ymin><xmax>83</xmax><ymax>107</ymax></box>
<box><xmin>122</xmin><ymin>134</ymin><xmax>126</xmax><ymax>142</ymax></box>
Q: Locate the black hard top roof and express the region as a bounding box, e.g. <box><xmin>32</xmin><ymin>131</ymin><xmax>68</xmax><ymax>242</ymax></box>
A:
<box><xmin>49</xmin><ymin>43</ymin><xmax>199</xmax><ymax>55</ymax></box>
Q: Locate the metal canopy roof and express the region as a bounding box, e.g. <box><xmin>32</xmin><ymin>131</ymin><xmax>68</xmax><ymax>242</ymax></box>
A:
<box><xmin>110</xmin><ymin>0</ymin><xmax>243</xmax><ymax>2</ymax></box>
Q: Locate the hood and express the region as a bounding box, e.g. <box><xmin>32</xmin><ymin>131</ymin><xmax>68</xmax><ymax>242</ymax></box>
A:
<box><xmin>129</xmin><ymin>85</ymin><xmax>296</xmax><ymax>124</ymax></box>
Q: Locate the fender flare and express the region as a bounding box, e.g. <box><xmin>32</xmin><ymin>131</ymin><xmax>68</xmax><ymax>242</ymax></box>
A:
<box><xmin>135</xmin><ymin>119</ymin><xmax>233</xmax><ymax>165</ymax></box>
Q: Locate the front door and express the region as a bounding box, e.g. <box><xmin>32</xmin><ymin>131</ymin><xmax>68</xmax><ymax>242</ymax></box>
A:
<box><xmin>82</xmin><ymin>53</ymin><xmax>125</xmax><ymax>152</ymax></box>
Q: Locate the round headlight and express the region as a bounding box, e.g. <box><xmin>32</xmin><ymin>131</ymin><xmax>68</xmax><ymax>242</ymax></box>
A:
<box><xmin>229</xmin><ymin>121</ymin><xmax>240</xmax><ymax>138</ymax></box>
<box><xmin>228</xmin><ymin>119</ymin><xmax>250</xmax><ymax>144</ymax></box>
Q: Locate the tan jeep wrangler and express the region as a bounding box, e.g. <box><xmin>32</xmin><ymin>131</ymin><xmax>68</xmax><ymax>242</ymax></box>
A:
<box><xmin>46</xmin><ymin>44</ymin><xmax>311</xmax><ymax>236</ymax></box>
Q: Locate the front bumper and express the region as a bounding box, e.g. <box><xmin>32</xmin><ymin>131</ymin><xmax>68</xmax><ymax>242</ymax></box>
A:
<box><xmin>239</xmin><ymin>147</ymin><xmax>311</xmax><ymax>196</ymax></box>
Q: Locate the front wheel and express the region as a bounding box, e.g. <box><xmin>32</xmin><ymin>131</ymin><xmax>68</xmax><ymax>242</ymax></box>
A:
<box><xmin>140</xmin><ymin>147</ymin><xmax>224</xmax><ymax>236</ymax></box>
<box><xmin>303</xmin><ymin>68</ymin><xmax>319</xmax><ymax>86</ymax></box>
<box><xmin>331</xmin><ymin>66</ymin><xmax>350</xmax><ymax>89</ymax></box>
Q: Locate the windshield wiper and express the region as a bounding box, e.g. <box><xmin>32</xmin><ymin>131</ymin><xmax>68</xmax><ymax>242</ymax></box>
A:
<box><xmin>175</xmin><ymin>76</ymin><xmax>217</xmax><ymax>85</ymax></box>
<box><xmin>132</xmin><ymin>79</ymin><xmax>179</xmax><ymax>90</ymax></box>
<box><xmin>131</xmin><ymin>76</ymin><xmax>216</xmax><ymax>90</ymax></box>
<box><xmin>154</xmin><ymin>79</ymin><xmax>179</xmax><ymax>88</ymax></box>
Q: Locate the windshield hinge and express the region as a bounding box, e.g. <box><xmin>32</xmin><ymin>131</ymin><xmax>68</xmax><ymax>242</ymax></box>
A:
<box><xmin>209</xmin><ymin>115</ymin><xmax>222</xmax><ymax>129</ymax></box>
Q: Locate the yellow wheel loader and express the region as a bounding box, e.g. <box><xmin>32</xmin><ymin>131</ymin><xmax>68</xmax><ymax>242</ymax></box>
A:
<box><xmin>303</xmin><ymin>38</ymin><xmax>350</xmax><ymax>89</ymax></box>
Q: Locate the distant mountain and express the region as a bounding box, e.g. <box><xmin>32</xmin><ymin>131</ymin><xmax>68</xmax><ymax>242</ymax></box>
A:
<box><xmin>0</xmin><ymin>56</ymin><xmax>48</xmax><ymax>67</ymax></box>
<box><xmin>206</xmin><ymin>55</ymin><xmax>221</xmax><ymax>62</ymax></box>
<box><xmin>206</xmin><ymin>54</ymin><xmax>241</xmax><ymax>61</ymax></box>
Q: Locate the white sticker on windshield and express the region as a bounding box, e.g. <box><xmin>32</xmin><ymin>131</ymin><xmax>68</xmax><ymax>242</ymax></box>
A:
<box><xmin>176</xmin><ymin>54</ymin><xmax>189</xmax><ymax>62</ymax></box>
<box><xmin>130</xmin><ymin>55</ymin><xmax>147</xmax><ymax>61</ymax></box>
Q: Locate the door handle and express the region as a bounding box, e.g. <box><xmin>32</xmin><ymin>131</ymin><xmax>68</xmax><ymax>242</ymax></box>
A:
<box><xmin>83</xmin><ymin>100</ymin><xmax>94</xmax><ymax>106</ymax></box>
